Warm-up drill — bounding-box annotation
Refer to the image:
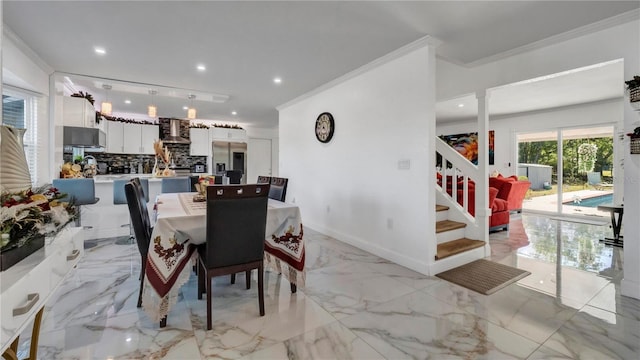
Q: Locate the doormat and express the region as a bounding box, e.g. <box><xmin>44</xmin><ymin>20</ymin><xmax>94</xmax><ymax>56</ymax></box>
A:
<box><xmin>436</xmin><ymin>259</ymin><xmax>531</xmax><ymax>295</ymax></box>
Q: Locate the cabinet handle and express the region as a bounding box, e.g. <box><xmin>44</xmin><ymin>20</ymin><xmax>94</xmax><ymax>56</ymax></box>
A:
<box><xmin>67</xmin><ymin>249</ymin><xmax>80</xmax><ymax>261</ymax></box>
<box><xmin>13</xmin><ymin>293</ymin><xmax>40</xmax><ymax>316</ymax></box>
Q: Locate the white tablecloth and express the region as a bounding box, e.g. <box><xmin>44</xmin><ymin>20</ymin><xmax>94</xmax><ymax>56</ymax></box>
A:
<box><xmin>142</xmin><ymin>193</ymin><xmax>305</xmax><ymax>322</ymax></box>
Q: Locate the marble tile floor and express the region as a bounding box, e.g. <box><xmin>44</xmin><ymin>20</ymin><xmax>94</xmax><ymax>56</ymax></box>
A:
<box><xmin>14</xmin><ymin>214</ymin><xmax>639</xmax><ymax>359</ymax></box>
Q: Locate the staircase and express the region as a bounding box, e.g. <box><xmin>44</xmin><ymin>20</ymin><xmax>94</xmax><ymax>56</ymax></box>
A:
<box><xmin>433</xmin><ymin>204</ymin><xmax>486</xmax><ymax>274</ymax></box>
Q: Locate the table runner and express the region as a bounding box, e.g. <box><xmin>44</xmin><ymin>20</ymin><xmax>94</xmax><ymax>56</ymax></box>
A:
<box><xmin>142</xmin><ymin>193</ymin><xmax>305</xmax><ymax>322</ymax></box>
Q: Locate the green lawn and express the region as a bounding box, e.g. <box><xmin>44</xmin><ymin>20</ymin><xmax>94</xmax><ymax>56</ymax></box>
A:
<box><xmin>526</xmin><ymin>184</ymin><xmax>595</xmax><ymax>199</ymax></box>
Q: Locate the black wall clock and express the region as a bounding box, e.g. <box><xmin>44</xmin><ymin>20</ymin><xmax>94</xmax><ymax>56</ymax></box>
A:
<box><xmin>315</xmin><ymin>112</ymin><xmax>334</xmax><ymax>143</ymax></box>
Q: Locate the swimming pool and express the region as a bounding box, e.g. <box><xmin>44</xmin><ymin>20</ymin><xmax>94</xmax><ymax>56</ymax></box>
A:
<box><xmin>563</xmin><ymin>194</ymin><xmax>613</xmax><ymax>208</ymax></box>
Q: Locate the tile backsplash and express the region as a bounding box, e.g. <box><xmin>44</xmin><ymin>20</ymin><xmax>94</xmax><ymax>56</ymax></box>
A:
<box><xmin>64</xmin><ymin>118</ymin><xmax>207</xmax><ymax>174</ymax></box>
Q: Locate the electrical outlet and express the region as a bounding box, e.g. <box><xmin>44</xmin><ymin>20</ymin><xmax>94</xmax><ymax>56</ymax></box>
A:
<box><xmin>398</xmin><ymin>159</ymin><xmax>410</xmax><ymax>170</ymax></box>
<box><xmin>292</xmin><ymin>197</ymin><xmax>296</xmax><ymax>203</ymax></box>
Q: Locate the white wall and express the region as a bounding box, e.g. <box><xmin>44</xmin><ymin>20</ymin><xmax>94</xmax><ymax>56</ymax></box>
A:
<box><xmin>438</xmin><ymin>16</ymin><xmax>640</xmax><ymax>299</ymax></box>
<box><xmin>2</xmin><ymin>27</ymin><xmax>53</xmax><ymax>185</ymax></box>
<box><xmin>279</xmin><ymin>43</ymin><xmax>436</xmax><ymax>274</ymax></box>
<box><xmin>437</xmin><ymin>99</ymin><xmax>624</xmax><ymax>177</ymax></box>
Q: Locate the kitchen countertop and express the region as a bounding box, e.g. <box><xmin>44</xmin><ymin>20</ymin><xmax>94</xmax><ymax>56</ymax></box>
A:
<box><xmin>92</xmin><ymin>174</ymin><xmax>208</xmax><ymax>183</ymax></box>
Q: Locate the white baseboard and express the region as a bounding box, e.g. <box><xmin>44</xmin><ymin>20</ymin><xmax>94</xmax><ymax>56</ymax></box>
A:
<box><xmin>621</xmin><ymin>278</ymin><xmax>640</xmax><ymax>300</ymax></box>
<box><xmin>304</xmin><ymin>221</ymin><xmax>430</xmax><ymax>275</ymax></box>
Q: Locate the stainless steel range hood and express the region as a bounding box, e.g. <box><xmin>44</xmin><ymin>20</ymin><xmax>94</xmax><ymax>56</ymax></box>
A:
<box><xmin>63</xmin><ymin>126</ymin><xmax>106</xmax><ymax>148</ymax></box>
<box><xmin>162</xmin><ymin>119</ymin><xmax>191</xmax><ymax>144</ymax></box>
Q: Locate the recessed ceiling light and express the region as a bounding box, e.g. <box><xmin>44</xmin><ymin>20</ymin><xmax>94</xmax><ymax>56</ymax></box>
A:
<box><xmin>231</xmin><ymin>111</ymin><xmax>237</xmax><ymax>115</ymax></box>
<box><xmin>273</xmin><ymin>77</ymin><xmax>282</xmax><ymax>84</ymax></box>
<box><xmin>182</xmin><ymin>106</ymin><xmax>189</xmax><ymax>110</ymax></box>
<box><xmin>94</xmin><ymin>47</ymin><xmax>106</xmax><ymax>55</ymax></box>
<box><xmin>196</xmin><ymin>64</ymin><xmax>206</xmax><ymax>71</ymax></box>
<box><xmin>457</xmin><ymin>103</ymin><xmax>465</xmax><ymax>108</ymax></box>
<box><xmin>124</xmin><ymin>100</ymin><xmax>131</xmax><ymax>104</ymax></box>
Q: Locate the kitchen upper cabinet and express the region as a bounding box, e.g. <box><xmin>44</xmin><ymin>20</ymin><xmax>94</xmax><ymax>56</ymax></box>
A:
<box><xmin>190</xmin><ymin>128</ymin><xmax>209</xmax><ymax>156</ymax></box>
<box><xmin>106</xmin><ymin>121</ymin><xmax>124</xmax><ymax>153</ymax></box>
<box><xmin>210</xmin><ymin>127</ymin><xmax>247</xmax><ymax>142</ymax></box>
<box><xmin>122</xmin><ymin>124</ymin><xmax>142</xmax><ymax>154</ymax></box>
<box><xmin>139</xmin><ymin>125</ymin><xmax>158</xmax><ymax>154</ymax></box>
<box><xmin>106</xmin><ymin>122</ymin><xmax>158</xmax><ymax>154</ymax></box>
<box><xmin>61</xmin><ymin>96</ymin><xmax>98</xmax><ymax>128</ymax></box>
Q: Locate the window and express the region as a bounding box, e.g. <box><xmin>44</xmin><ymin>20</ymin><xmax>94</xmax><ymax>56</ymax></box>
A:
<box><xmin>2</xmin><ymin>88</ymin><xmax>40</xmax><ymax>186</ymax></box>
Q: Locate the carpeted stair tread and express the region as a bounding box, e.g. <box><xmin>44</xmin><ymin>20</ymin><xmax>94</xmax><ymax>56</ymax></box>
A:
<box><xmin>436</xmin><ymin>220</ymin><xmax>466</xmax><ymax>233</ymax></box>
<box><xmin>436</xmin><ymin>238</ymin><xmax>485</xmax><ymax>260</ymax></box>
<box><xmin>436</xmin><ymin>205</ymin><xmax>449</xmax><ymax>212</ymax></box>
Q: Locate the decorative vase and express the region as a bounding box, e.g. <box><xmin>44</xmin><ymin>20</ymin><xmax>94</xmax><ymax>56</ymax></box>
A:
<box><xmin>0</xmin><ymin>125</ymin><xmax>32</xmax><ymax>192</ymax></box>
<box><xmin>0</xmin><ymin>235</ymin><xmax>45</xmax><ymax>271</ymax></box>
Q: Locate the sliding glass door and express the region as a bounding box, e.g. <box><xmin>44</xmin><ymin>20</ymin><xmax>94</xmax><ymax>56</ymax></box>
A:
<box><xmin>517</xmin><ymin>126</ymin><xmax>614</xmax><ymax>218</ymax></box>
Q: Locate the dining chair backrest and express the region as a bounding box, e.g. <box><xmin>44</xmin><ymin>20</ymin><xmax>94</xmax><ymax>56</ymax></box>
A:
<box><xmin>268</xmin><ymin>177</ymin><xmax>288</xmax><ymax>202</ymax></box>
<box><xmin>257</xmin><ymin>176</ymin><xmax>271</xmax><ymax>184</ymax></box>
<box><xmin>124</xmin><ymin>181</ymin><xmax>151</xmax><ymax>257</ymax></box>
<box><xmin>161</xmin><ymin>177</ymin><xmax>191</xmax><ymax>193</ymax></box>
<box><xmin>205</xmin><ymin>184</ymin><xmax>269</xmax><ymax>268</ymax></box>
<box><xmin>131</xmin><ymin>178</ymin><xmax>151</xmax><ymax>231</ymax></box>
<box><xmin>52</xmin><ymin>178</ymin><xmax>98</xmax><ymax>205</ymax></box>
<box><xmin>113</xmin><ymin>179</ymin><xmax>129</xmax><ymax>205</ymax></box>
<box><xmin>131</xmin><ymin>178</ymin><xmax>150</xmax><ymax>203</ymax></box>
<box><xmin>225</xmin><ymin>170</ymin><xmax>243</xmax><ymax>184</ymax></box>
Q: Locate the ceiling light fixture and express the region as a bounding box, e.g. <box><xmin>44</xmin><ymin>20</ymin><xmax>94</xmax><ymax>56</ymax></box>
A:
<box><xmin>101</xmin><ymin>84</ymin><xmax>113</xmax><ymax>115</ymax></box>
<box><xmin>231</xmin><ymin>111</ymin><xmax>237</xmax><ymax>115</ymax></box>
<box><xmin>457</xmin><ymin>103</ymin><xmax>465</xmax><ymax>108</ymax></box>
<box><xmin>187</xmin><ymin>94</ymin><xmax>197</xmax><ymax>119</ymax></box>
<box><xmin>196</xmin><ymin>64</ymin><xmax>206</xmax><ymax>71</ymax></box>
<box><xmin>182</xmin><ymin>106</ymin><xmax>188</xmax><ymax>110</ymax></box>
<box><xmin>124</xmin><ymin>99</ymin><xmax>131</xmax><ymax>104</ymax></box>
<box><xmin>273</xmin><ymin>77</ymin><xmax>282</xmax><ymax>84</ymax></box>
<box><xmin>148</xmin><ymin>90</ymin><xmax>158</xmax><ymax>117</ymax></box>
<box><xmin>94</xmin><ymin>47</ymin><xmax>106</xmax><ymax>55</ymax></box>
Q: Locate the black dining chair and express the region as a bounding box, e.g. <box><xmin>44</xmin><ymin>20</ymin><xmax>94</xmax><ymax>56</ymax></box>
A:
<box><xmin>257</xmin><ymin>175</ymin><xmax>271</xmax><ymax>184</ymax></box>
<box><xmin>268</xmin><ymin>177</ymin><xmax>288</xmax><ymax>202</ymax></box>
<box><xmin>197</xmin><ymin>184</ymin><xmax>269</xmax><ymax>330</ymax></box>
<box><xmin>124</xmin><ymin>180</ymin><xmax>166</xmax><ymax>327</ymax></box>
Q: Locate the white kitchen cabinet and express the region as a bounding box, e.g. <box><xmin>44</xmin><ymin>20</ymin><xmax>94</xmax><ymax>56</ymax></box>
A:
<box><xmin>61</xmin><ymin>96</ymin><xmax>97</xmax><ymax>128</ymax></box>
<box><xmin>210</xmin><ymin>127</ymin><xmax>247</xmax><ymax>142</ymax></box>
<box><xmin>122</xmin><ymin>124</ymin><xmax>143</xmax><ymax>154</ymax></box>
<box><xmin>106</xmin><ymin>122</ymin><xmax>158</xmax><ymax>155</ymax></box>
<box><xmin>106</xmin><ymin>120</ymin><xmax>124</xmax><ymax>153</ymax></box>
<box><xmin>190</xmin><ymin>128</ymin><xmax>210</xmax><ymax>156</ymax></box>
<box><xmin>140</xmin><ymin>124</ymin><xmax>159</xmax><ymax>154</ymax></box>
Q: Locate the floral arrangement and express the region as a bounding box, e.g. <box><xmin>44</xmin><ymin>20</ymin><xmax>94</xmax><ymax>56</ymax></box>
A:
<box><xmin>577</xmin><ymin>143</ymin><xmax>598</xmax><ymax>174</ymax></box>
<box><xmin>0</xmin><ymin>186</ymin><xmax>77</xmax><ymax>251</ymax></box>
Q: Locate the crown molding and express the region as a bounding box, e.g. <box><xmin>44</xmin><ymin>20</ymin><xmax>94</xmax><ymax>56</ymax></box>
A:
<box><xmin>461</xmin><ymin>9</ymin><xmax>640</xmax><ymax>68</ymax></box>
<box><xmin>277</xmin><ymin>35</ymin><xmax>441</xmax><ymax>111</ymax></box>
<box><xmin>3</xmin><ymin>25</ymin><xmax>54</xmax><ymax>75</ymax></box>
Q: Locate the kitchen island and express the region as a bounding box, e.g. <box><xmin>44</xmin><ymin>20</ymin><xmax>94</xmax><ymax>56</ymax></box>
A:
<box><xmin>81</xmin><ymin>174</ymin><xmax>202</xmax><ymax>240</ymax></box>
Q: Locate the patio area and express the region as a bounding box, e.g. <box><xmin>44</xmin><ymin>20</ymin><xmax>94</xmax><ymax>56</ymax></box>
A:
<box><xmin>523</xmin><ymin>189</ymin><xmax>614</xmax><ymax>219</ymax></box>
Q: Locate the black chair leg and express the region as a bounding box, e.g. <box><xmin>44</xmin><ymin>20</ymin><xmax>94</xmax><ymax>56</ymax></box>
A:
<box><xmin>160</xmin><ymin>316</ymin><xmax>167</xmax><ymax>328</ymax></box>
<box><xmin>197</xmin><ymin>261</ymin><xmax>205</xmax><ymax>300</ymax></box>
<box><xmin>137</xmin><ymin>256</ymin><xmax>147</xmax><ymax>308</ymax></box>
<box><xmin>230</xmin><ymin>273</ymin><xmax>236</xmax><ymax>284</ymax></box>
<box><xmin>245</xmin><ymin>270</ymin><xmax>251</xmax><ymax>289</ymax></box>
<box><xmin>258</xmin><ymin>264</ymin><xmax>265</xmax><ymax>316</ymax></box>
<box><xmin>290</xmin><ymin>283</ymin><xmax>297</xmax><ymax>294</ymax></box>
<box><xmin>206</xmin><ymin>273</ymin><xmax>213</xmax><ymax>330</ymax></box>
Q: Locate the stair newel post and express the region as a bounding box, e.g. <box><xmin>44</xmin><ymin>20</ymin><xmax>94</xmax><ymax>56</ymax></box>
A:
<box><xmin>476</xmin><ymin>89</ymin><xmax>491</xmax><ymax>244</ymax></box>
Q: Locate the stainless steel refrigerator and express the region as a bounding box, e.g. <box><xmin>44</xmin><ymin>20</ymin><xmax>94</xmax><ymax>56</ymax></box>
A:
<box><xmin>212</xmin><ymin>141</ymin><xmax>247</xmax><ymax>183</ymax></box>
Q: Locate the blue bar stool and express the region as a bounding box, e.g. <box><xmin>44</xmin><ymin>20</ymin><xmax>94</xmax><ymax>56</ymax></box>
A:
<box><xmin>52</xmin><ymin>178</ymin><xmax>99</xmax><ymax>228</ymax></box>
<box><xmin>161</xmin><ymin>177</ymin><xmax>191</xmax><ymax>193</ymax></box>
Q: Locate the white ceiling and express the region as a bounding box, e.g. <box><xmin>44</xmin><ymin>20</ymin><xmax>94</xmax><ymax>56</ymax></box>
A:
<box><xmin>4</xmin><ymin>1</ymin><xmax>638</xmax><ymax>128</ymax></box>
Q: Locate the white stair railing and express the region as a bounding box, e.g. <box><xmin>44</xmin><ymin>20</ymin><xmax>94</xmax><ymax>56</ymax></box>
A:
<box><xmin>435</xmin><ymin>137</ymin><xmax>488</xmax><ymax>236</ymax></box>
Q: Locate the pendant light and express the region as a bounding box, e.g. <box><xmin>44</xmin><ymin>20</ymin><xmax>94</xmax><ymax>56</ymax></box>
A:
<box><xmin>148</xmin><ymin>90</ymin><xmax>158</xmax><ymax>117</ymax></box>
<box><xmin>101</xmin><ymin>84</ymin><xmax>112</xmax><ymax>115</ymax></box>
<box><xmin>187</xmin><ymin>94</ymin><xmax>197</xmax><ymax>119</ymax></box>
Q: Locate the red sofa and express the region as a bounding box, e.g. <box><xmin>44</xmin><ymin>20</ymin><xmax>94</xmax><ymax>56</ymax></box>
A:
<box><xmin>437</xmin><ymin>174</ymin><xmax>510</xmax><ymax>232</ymax></box>
<box><xmin>489</xmin><ymin>175</ymin><xmax>531</xmax><ymax>213</ymax></box>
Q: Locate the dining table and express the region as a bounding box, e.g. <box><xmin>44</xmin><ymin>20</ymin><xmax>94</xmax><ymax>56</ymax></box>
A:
<box><xmin>141</xmin><ymin>192</ymin><xmax>305</xmax><ymax>322</ymax></box>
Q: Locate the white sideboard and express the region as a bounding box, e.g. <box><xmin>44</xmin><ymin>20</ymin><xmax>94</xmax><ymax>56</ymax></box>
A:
<box><xmin>0</xmin><ymin>226</ymin><xmax>84</xmax><ymax>354</ymax></box>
